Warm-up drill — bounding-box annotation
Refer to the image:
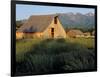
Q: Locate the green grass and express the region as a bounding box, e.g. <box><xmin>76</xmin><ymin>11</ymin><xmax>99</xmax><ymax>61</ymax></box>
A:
<box><xmin>16</xmin><ymin>39</ymin><xmax>41</xmax><ymax>54</ymax></box>
<box><xmin>66</xmin><ymin>37</ymin><xmax>95</xmax><ymax>49</ymax></box>
<box><xmin>16</xmin><ymin>38</ymin><xmax>42</xmax><ymax>62</ymax></box>
<box><xmin>16</xmin><ymin>38</ymin><xmax>94</xmax><ymax>55</ymax></box>
<box><xmin>16</xmin><ymin>38</ymin><xmax>96</xmax><ymax>75</ymax></box>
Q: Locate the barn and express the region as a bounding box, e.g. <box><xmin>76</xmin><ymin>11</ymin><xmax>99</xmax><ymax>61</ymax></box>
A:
<box><xmin>16</xmin><ymin>14</ymin><xmax>67</xmax><ymax>39</ymax></box>
<box><xmin>66</xmin><ymin>29</ymin><xmax>84</xmax><ymax>38</ymax></box>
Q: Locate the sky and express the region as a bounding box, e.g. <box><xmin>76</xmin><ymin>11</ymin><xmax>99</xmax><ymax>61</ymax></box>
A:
<box><xmin>16</xmin><ymin>4</ymin><xmax>95</xmax><ymax>20</ymax></box>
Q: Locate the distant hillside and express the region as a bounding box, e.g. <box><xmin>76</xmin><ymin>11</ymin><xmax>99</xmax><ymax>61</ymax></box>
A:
<box><xmin>16</xmin><ymin>19</ymin><xmax>27</xmax><ymax>27</ymax></box>
<box><xmin>59</xmin><ymin>12</ymin><xmax>95</xmax><ymax>31</ymax></box>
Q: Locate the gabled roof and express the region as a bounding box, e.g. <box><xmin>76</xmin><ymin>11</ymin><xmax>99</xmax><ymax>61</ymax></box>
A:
<box><xmin>17</xmin><ymin>14</ymin><xmax>58</xmax><ymax>32</ymax></box>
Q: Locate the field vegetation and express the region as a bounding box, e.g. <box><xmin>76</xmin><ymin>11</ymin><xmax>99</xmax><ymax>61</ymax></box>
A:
<box><xmin>16</xmin><ymin>38</ymin><xmax>96</xmax><ymax>75</ymax></box>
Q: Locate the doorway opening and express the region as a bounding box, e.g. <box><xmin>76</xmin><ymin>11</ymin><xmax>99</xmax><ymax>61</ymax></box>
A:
<box><xmin>51</xmin><ymin>28</ymin><xmax>54</xmax><ymax>38</ymax></box>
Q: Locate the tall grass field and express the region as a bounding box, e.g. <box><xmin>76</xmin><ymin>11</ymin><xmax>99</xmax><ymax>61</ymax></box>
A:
<box><xmin>16</xmin><ymin>38</ymin><xmax>96</xmax><ymax>75</ymax></box>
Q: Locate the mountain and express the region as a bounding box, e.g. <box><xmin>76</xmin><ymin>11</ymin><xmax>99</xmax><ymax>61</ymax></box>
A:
<box><xmin>85</xmin><ymin>12</ymin><xmax>94</xmax><ymax>16</ymax></box>
<box><xmin>59</xmin><ymin>12</ymin><xmax>95</xmax><ymax>30</ymax></box>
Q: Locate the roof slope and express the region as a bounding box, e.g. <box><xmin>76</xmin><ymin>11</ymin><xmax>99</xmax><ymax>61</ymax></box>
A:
<box><xmin>17</xmin><ymin>14</ymin><xmax>57</xmax><ymax>32</ymax></box>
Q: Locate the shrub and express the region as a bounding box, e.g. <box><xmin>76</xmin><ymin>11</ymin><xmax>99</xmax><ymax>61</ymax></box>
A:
<box><xmin>16</xmin><ymin>54</ymin><xmax>65</xmax><ymax>75</ymax></box>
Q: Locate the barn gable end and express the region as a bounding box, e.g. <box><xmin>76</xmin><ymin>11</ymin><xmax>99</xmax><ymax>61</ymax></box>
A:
<box><xmin>43</xmin><ymin>16</ymin><xmax>67</xmax><ymax>38</ymax></box>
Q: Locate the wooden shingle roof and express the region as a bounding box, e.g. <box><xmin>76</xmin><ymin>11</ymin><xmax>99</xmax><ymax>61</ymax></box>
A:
<box><xmin>17</xmin><ymin>14</ymin><xmax>58</xmax><ymax>32</ymax></box>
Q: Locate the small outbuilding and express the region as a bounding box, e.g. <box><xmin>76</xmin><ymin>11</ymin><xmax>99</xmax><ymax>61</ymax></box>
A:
<box><xmin>66</xmin><ymin>29</ymin><xmax>84</xmax><ymax>38</ymax></box>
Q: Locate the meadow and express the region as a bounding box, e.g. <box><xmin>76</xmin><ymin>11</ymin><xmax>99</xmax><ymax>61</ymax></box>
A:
<box><xmin>16</xmin><ymin>38</ymin><xmax>96</xmax><ymax>75</ymax></box>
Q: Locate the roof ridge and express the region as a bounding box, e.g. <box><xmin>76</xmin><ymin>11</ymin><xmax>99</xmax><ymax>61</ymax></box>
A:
<box><xmin>29</xmin><ymin>13</ymin><xmax>60</xmax><ymax>17</ymax></box>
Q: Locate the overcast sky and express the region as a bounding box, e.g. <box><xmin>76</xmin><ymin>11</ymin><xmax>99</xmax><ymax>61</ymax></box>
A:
<box><xmin>16</xmin><ymin>4</ymin><xmax>95</xmax><ymax>20</ymax></box>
